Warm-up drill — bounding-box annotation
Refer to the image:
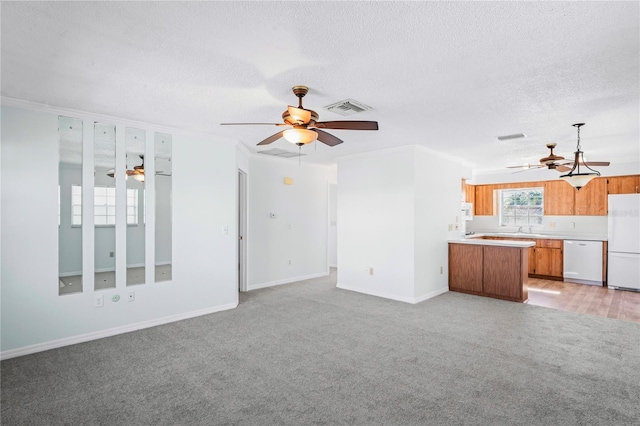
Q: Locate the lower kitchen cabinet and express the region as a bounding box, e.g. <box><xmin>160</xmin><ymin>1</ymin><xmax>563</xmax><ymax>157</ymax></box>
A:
<box><xmin>532</xmin><ymin>246</ymin><xmax>563</xmax><ymax>279</ymax></box>
<box><xmin>482</xmin><ymin>237</ymin><xmax>564</xmax><ymax>280</ymax></box>
<box><xmin>449</xmin><ymin>242</ymin><xmax>530</xmax><ymax>303</ymax></box>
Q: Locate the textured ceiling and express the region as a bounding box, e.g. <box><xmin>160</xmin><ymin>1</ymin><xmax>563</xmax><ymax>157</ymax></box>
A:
<box><xmin>2</xmin><ymin>1</ymin><xmax>638</xmax><ymax>171</ymax></box>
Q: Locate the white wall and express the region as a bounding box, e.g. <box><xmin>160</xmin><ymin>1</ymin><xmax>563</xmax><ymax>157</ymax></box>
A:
<box><xmin>414</xmin><ymin>147</ymin><xmax>471</xmax><ymax>300</ymax></box>
<box><xmin>1</xmin><ymin>106</ymin><xmax>238</xmax><ymax>357</ymax></box>
<box><xmin>337</xmin><ymin>146</ymin><xmax>470</xmax><ymax>303</ymax></box>
<box><xmin>337</xmin><ymin>147</ymin><xmax>417</xmax><ymax>302</ymax></box>
<box><xmin>247</xmin><ymin>155</ymin><xmax>331</xmax><ymax>289</ymax></box>
<box><xmin>328</xmin><ymin>183</ymin><xmax>337</xmax><ymax>267</ymax></box>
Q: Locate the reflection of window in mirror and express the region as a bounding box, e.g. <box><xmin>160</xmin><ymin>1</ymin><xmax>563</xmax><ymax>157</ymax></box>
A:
<box><xmin>95</xmin><ymin>123</ymin><xmax>116</xmax><ymax>290</ymax></box>
<box><xmin>126</xmin><ymin>128</ymin><xmax>145</xmax><ymax>286</ymax></box>
<box><xmin>59</xmin><ymin>117</ymin><xmax>83</xmax><ymax>295</ymax></box>
<box><xmin>155</xmin><ymin>133</ymin><xmax>172</xmax><ymax>283</ymax></box>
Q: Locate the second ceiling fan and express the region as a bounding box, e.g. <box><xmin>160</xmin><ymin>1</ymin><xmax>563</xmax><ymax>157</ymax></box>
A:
<box><xmin>221</xmin><ymin>85</ymin><xmax>379</xmax><ymax>147</ymax></box>
<box><xmin>508</xmin><ymin>123</ymin><xmax>610</xmax><ymax>173</ymax></box>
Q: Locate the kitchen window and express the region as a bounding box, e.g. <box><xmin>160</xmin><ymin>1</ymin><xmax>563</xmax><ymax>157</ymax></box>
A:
<box><xmin>499</xmin><ymin>188</ymin><xmax>544</xmax><ymax>227</ymax></box>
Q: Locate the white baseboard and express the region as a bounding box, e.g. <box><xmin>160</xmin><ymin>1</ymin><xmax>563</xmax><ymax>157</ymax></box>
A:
<box><xmin>413</xmin><ymin>287</ymin><xmax>449</xmax><ymax>303</ymax></box>
<box><xmin>248</xmin><ymin>272</ymin><xmax>329</xmax><ymax>291</ymax></box>
<box><xmin>0</xmin><ymin>302</ymin><xmax>237</xmax><ymax>360</ymax></box>
<box><xmin>337</xmin><ymin>283</ymin><xmax>448</xmax><ymax>304</ymax></box>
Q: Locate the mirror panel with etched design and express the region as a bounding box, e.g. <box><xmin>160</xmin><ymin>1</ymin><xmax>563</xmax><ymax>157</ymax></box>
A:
<box><xmin>58</xmin><ymin>117</ymin><xmax>83</xmax><ymax>295</ymax></box>
<box><xmin>95</xmin><ymin>123</ymin><xmax>116</xmax><ymax>290</ymax></box>
<box><xmin>126</xmin><ymin>128</ymin><xmax>146</xmax><ymax>286</ymax></box>
<box><xmin>155</xmin><ymin>133</ymin><xmax>172</xmax><ymax>282</ymax></box>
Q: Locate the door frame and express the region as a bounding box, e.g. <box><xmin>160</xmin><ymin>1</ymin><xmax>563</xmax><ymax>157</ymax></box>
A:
<box><xmin>238</xmin><ymin>169</ymin><xmax>248</xmax><ymax>292</ymax></box>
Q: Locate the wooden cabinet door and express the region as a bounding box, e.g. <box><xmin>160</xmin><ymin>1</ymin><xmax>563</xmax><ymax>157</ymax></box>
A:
<box><xmin>535</xmin><ymin>247</ymin><xmax>563</xmax><ymax>278</ymax></box>
<box><xmin>464</xmin><ymin>182</ymin><xmax>476</xmax><ymax>204</ymax></box>
<box><xmin>574</xmin><ymin>177</ymin><xmax>607</xmax><ymax>215</ymax></box>
<box><xmin>544</xmin><ymin>180</ymin><xmax>575</xmax><ymax>215</ymax></box>
<box><xmin>528</xmin><ymin>246</ymin><xmax>536</xmax><ymax>275</ymax></box>
<box><xmin>607</xmin><ymin>175</ymin><xmax>640</xmax><ymax>194</ymax></box>
<box><xmin>449</xmin><ymin>244</ymin><xmax>483</xmax><ymax>293</ymax></box>
<box><xmin>483</xmin><ymin>246</ymin><xmax>523</xmax><ymax>300</ymax></box>
<box><xmin>474</xmin><ymin>185</ymin><xmax>494</xmax><ymax>216</ymax></box>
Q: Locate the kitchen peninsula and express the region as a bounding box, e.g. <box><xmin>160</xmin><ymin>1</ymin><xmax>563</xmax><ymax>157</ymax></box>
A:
<box><xmin>449</xmin><ymin>239</ymin><xmax>535</xmax><ymax>303</ymax></box>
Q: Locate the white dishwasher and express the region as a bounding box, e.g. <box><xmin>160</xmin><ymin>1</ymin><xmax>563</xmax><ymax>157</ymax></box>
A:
<box><xmin>563</xmin><ymin>240</ymin><xmax>603</xmax><ymax>285</ymax></box>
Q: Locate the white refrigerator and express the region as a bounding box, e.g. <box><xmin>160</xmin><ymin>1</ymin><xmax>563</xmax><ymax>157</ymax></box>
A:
<box><xmin>608</xmin><ymin>194</ymin><xmax>640</xmax><ymax>290</ymax></box>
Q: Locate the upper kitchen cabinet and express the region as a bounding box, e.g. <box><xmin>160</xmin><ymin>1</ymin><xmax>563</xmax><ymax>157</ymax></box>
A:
<box><xmin>574</xmin><ymin>177</ymin><xmax>607</xmax><ymax>215</ymax></box>
<box><xmin>607</xmin><ymin>175</ymin><xmax>640</xmax><ymax>194</ymax></box>
<box><xmin>474</xmin><ymin>185</ymin><xmax>494</xmax><ymax>216</ymax></box>
<box><xmin>544</xmin><ymin>180</ymin><xmax>574</xmax><ymax>215</ymax></box>
<box><xmin>463</xmin><ymin>181</ymin><xmax>475</xmax><ymax>204</ymax></box>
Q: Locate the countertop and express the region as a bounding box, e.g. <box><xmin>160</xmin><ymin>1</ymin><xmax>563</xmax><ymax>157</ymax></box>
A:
<box><xmin>464</xmin><ymin>233</ymin><xmax>607</xmax><ymax>242</ymax></box>
<box><xmin>449</xmin><ymin>239</ymin><xmax>535</xmax><ymax>248</ymax></box>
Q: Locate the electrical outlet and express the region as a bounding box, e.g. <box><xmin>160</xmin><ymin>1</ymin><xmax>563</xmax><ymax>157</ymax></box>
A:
<box><xmin>128</xmin><ymin>291</ymin><xmax>135</xmax><ymax>302</ymax></box>
<box><xmin>549</xmin><ymin>222</ymin><xmax>556</xmax><ymax>229</ymax></box>
<box><xmin>94</xmin><ymin>294</ymin><xmax>104</xmax><ymax>308</ymax></box>
<box><xmin>570</xmin><ymin>222</ymin><xmax>575</xmax><ymax>229</ymax></box>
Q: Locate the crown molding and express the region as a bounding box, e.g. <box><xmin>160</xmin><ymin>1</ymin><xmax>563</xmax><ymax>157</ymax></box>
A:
<box><xmin>1</xmin><ymin>96</ymin><xmax>239</xmax><ymax>147</ymax></box>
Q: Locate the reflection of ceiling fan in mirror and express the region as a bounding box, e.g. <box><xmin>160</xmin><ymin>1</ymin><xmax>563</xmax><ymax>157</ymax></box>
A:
<box><xmin>220</xmin><ymin>85</ymin><xmax>379</xmax><ymax>147</ymax></box>
<box><xmin>106</xmin><ymin>155</ymin><xmax>171</xmax><ymax>181</ymax></box>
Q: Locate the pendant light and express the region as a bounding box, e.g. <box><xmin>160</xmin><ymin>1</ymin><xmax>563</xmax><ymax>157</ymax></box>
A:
<box><xmin>560</xmin><ymin>123</ymin><xmax>600</xmax><ymax>190</ymax></box>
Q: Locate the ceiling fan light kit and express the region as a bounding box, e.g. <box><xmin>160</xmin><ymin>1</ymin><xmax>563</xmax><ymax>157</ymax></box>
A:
<box><xmin>283</xmin><ymin>128</ymin><xmax>318</xmax><ymax>145</ymax></box>
<box><xmin>559</xmin><ymin>123</ymin><xmax>601</xmax><ymax>190</ymax></box>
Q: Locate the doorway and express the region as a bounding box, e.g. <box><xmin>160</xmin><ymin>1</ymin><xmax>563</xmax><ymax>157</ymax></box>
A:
<box><xmin>238</xmin><ymin>169</ymin><xmax>247</xmax><ymax>292</ymax></box>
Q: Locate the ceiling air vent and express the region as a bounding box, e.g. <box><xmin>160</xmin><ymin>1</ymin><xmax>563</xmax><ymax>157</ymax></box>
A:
<box><xmin>497</xmin><ymin>133</ymin><xmax>527</xmax><ymax>141</ymax></box>
<box><xmin>324</xmin><ymin>99</ymin><xmax>372</xmax><ymax>116</ymax></box>
<box><xmin>257</xmin><ymin>148</ymin><xmax>305</xmax><ymax>158</ymax></box>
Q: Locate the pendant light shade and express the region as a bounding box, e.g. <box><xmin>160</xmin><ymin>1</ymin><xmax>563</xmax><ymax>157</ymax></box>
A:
<box><xmin>559</xmin><ymin>123</ymin><xmax>600</xmax><ymax>190</ymax></box>
<box><xmin>283</xmin><ymin>128</ymin><xmax>318</xmax><ymax>145</ymax></box>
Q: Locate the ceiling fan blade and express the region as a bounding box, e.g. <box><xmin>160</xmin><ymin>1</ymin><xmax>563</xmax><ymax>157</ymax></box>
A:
<box><xmin>257</xmin><ymin>131</ymin><xmax>285</xmax><ymax>146</ymax></box>
<box><xmin>313</xmin><ymin>121</ymin><xmax>379</xmax><ymax>130</ymax></box>
<box><xmin>555</xmin><ymin>165</ymin><xmax>571</xmax><ymax>172</ymax></box>
<box><xmin>506</xmin><ymin>164</ymin><xmax>543</xmax><ymax>170</ymax></box>
<box><xmin>287</xmin><ymin>106</ymin><xmax>311</xmax><ymax>124</ymax></box>
<box><xmin>220</xmin><ymin>123</ymin><xmax>287</xmax><ymax>126</ymax></box>
<box><xmin>315</xmin><ymin>129</ymin><xmax>344</xmax><ymax>147</ymax></box>
<box><xmin>563</xmin><ymin>161</ymin><xmax>610</xmax><ymax>167</ymax></box>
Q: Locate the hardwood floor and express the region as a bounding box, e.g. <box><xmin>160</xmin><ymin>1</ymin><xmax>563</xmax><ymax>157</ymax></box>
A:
<box><xmin>526</xmin><ymin>278</ymin><xmax>640</xmax><ymax>323</ymax></box>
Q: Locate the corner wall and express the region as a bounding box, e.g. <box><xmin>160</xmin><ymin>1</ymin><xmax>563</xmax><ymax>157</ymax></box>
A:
<box><xmin>336</xmin><ymin>146</ymin><xmax>470</xmax><ymax>303</ymax></box>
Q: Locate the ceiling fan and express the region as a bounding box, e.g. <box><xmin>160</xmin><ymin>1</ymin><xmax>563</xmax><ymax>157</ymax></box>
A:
<box><xmin>507</xmin><ymin>143</ymin><xmax>572</xmax><ymax>173</ymax></box>
<box><xmin>508</xmin><ymin>135</ymin><xmax>610</xmax><ymax>174</ymax></box>
<box><xmin>220</xmin><ymin>85</ymin><xmax>379</xmax><ymax>147</ymax></box>
<box><xmin>107</xmin><ymin>155</ymin><xmax>171</xmax><ymax>181</ymax></box>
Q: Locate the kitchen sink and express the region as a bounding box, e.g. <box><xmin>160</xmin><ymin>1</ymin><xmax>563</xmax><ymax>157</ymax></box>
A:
<box><xmin>494</xmin><ymin>232</ymin><xmax>547</xmax><ymax>238</ymax></box>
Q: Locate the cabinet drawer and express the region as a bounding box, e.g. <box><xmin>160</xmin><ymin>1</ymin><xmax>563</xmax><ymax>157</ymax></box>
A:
<box><xmin>536</xmin><ymin>239</ymin><xmax>562</xmax><ymax>249</ymax></box>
